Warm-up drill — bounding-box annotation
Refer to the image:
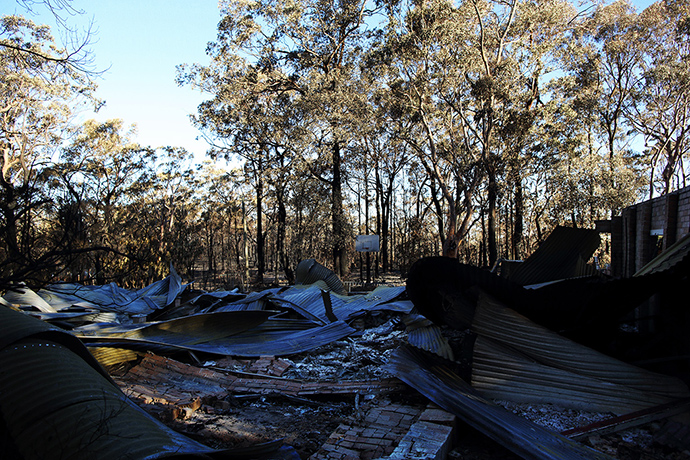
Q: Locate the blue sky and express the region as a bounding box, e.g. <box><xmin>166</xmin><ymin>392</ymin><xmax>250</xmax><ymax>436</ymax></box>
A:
<box><xmin>3</xmin><ymin>0</ymin><xmax>220</xmax><ymax>158</ymax></box>
<box><xmin>3</xmin><ymin>0</ymin><xmax>658</xmax><ymax>162</ymax></box>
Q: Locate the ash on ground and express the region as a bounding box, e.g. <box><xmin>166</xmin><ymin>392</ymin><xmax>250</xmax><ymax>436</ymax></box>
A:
<box><xmin>281</xmin><ymin>318</ymin><xmax>406</xmax><ymax>382</ymax></box>
<box><xmin>129</xmin><ymin>312</ymin><xmax>690</xmax><ymax>459</ymax></box>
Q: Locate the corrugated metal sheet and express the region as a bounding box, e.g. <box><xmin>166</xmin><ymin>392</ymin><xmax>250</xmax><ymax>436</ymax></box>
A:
<box><xmin>0</xmin><ymin>305</ymin><xmax>300</xmax><ymax>460</ymax></box>
<box><xmin>212</xmin><ymin>284</ymin><xmax>410</xmax><ymax>324</ymax></box>
<box><xmin>29</xmin><ymin>309</ymin><xmax>118</xmax><ymax>325</ymax></box>
<box><xmin>198</xmin><ymin>319</ymin><xmax>356</xmax><ymax>357</ymax></box>
<box><xmin>507</xmin><ymin>226</ymin><xmax>601</xmax><ymax>285</ymax></box>
<box><xmin>272</xmin><ymin>284</ymin><xmax>409</xmax><ymax>323</ymax></box>
<box><xmin>472</xmin><ymin>336</ymin><xmax>676</xmax><ymax>414</ymax></box>
<box><xmin>387</xmin><ymin>345</ymin><xmax>616</xmax><ymax>460</ymax></box>
<box><xmin>134</xmin><ymin>263</ymin><xmax>184</xmax><ymax>306</ymax></box>
<box><xmin>635</xmin><ymin>231</ymin><xmax>690</xmax><ymax>276</ymax></box>
<box><xmin>4</xmin><ymin>274</ymin><xmax>410</xmax><ymax>363</ymax></box>
<box><xmin>76</xmin><ymin>315</ymin><xmax>356</xmax><ymax>358</ymax></box>
<box><xmin>470</xmin><ymin>293</ymin><xmax>689</xmax><ymax>413</ymax></box>
<box><xmin>88</xmin><ymin>346</ymin><xmax>141</xmax><ymax>367</ymax></box>
<box><xmin>403</xmin><ymin>313</ymin><xmax>454</xmax><ymax>360</ymax></box>
<box><xmin>35</xmin><ymin>266</ymin><xmax>186</xmax><ymax>316</ymax></box>
<box><xmin>2</xmin><ymin>284</ymin><xmax>57</xmax><ymax>312</ymax></box>
<box><xmin>76</xmin><ymin>310</ymin><xmax>274</xmax><ymax>343</ymax></box>
<box><xmin>36</xmin><ymin>283</ymin><xmax>156</xmax><ymax>315</ymax></box>
<box><xmin>294</xmin><ymin>258</ymin><xmax>347</xmax><ymax>295</ymax></box>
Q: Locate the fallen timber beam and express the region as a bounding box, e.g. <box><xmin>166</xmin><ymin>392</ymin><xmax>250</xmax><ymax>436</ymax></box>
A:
<box><xmin>117</xmin><ymin>353</ymin><xmax>407</xmax><ymax>411</ymax></box>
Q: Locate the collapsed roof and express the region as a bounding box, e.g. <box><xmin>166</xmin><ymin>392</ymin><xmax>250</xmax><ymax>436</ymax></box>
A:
<box><xmin>1</xmin><ymin>227</ymin><xmax>689</xmax><ymax>459</ymax></box>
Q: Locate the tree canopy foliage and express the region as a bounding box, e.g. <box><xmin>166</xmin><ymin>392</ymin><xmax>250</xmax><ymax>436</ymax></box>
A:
<box><xmin>2</xmin><ymin>0</ymin><xmax>689</xmax><ymax>290</ymax></box>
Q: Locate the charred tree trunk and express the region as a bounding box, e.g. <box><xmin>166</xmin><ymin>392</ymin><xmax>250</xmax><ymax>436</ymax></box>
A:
<box><xmin>512</xmin><ymin>173</ymin><xmax>524</xmax><ymax>260</ymax></box>
<box><xmin>0</xmin><ymin>184</ymin><xmax>22</xmax><ymax>266</ymax></box>
<box><xmin>487</xmin><ymin>164</ymin><xmax>498</xmax><ymax>267</ymax></box>
<box><xmin>375</xmin><ymin>164</ymin><xmax>392</xmax><ymax>273</ymax></box>
<box><xmin>331</xmin><ymin>140</ymin><xmax>348</xmax><ymax>276</ymax></box>
<box><xmin>256</xmin><ymin>174</ymin><xmax>265</xmax><ymax>282</ymax></box>
<box><xmin>276</xmin><ymin>188</ymin><xmax>294</xmax><ymax>284</ymax></box>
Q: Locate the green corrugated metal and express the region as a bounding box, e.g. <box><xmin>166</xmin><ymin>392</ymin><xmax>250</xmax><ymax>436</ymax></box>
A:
<box><xmin>635</xmin><ymin>231</ymin><xmax>690</xmax><ymax>276</ymax></box>
<box><xmin>88</xmin><ymin>346</ymin><xmax>141</xmax><ymax>367</ymax></box>
<box><xmin>0</xmin><ymin>306</ymin><xmax>219</xmax><ymax>459</ymax></box>
<box><xmin>0</xmin><ymin>305</ymin><xmax>299</xmax><ymax>459</ymax></box>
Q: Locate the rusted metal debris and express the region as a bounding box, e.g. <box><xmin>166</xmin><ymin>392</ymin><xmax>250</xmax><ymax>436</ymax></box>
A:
<box><xmin>561</xmin><ymin>398</ymin><xmax>690</xmax><ymax>441</ymax></box>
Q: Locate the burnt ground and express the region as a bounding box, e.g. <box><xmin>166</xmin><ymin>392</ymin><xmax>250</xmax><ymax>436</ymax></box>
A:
<box><xmin>111</xmin><ymin>312</ymin><xmax>690</xmax><ymax>459</ymax></box>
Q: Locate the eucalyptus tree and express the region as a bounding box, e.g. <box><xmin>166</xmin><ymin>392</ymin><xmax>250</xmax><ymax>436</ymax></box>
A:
<box><xmin>554</xmin><ymin>0</ymin><xmax>646</xmax><ymax>218</ymax></box>
<box><xmin>185</xmin><ymin>80</ymin><xmax>299</xmax><ymax>282</ymax></box>
<box><xmin>629</xmin><ymin>0</ymin><xmax>690</xmax><ymax>196</ymax></box>
<box><xmin>395</xmin><ymin>160</ymin><xmax>440</xmax><ymax>270</ymax></box>
<box><xmin>369</xmin><ymin>0</ymin><xmax>577</xmax><ymax>263</ymax></box>
<box><xmin>142</xmin><ymin>146</ymin><xmax>200</xmax><ymax>283</ymax></box>
<box><xmin>2</xmin><ymin>1</ymin><xmax>97</xmax><ymax>76</ymax></box>
<box><xmin>450</xmin><ymin>0</ymin><xmax>582</xmax><ymax>264</ymax></box>
<box><xmin>179</xmin><ymin>0</ymin><xmax>387</xmax><ymax>276</ymax></box>
<box><xmin>0</xmin><ymin>14</ymin><xmax>98</xmax><ymax>287</ymax></box>
<box><xmin>289</xmin><ymin>157</ymin><xmax>333</xmax><ymax>265</ymax></box>
<box><xmin>57</xmin><ymin>119</ymin><xmax>155</xmax><ymax>284</ymax></box>
<box><xmin>372</xmin><ymin>137</ymin><xmax>409</xmax><ymax>272</ymax></box>
<box><xmin>348</xmin><ymin>67</ymin><xmax>411</xmax><ymax>272</ymax></box>
<box><xmin>367</xmin><ymin>0</ymin><xmax>483</xmax><ymax>259</ymax></box>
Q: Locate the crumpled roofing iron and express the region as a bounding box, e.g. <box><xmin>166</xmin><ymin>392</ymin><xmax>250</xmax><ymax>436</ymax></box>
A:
<box><xmin>503</xmin><ymin>225</ymin><xmax>602</xmax><ymax>285</ymax></box>
<box><xmin>76</xmin><ymin>312</ymin><xmax>357</xmax><ymax>358</ymax></box>
<box><xmin>294</xmin><ymin>259</ymin><xmax>347</xmax><ymax>295</ymax></box>
<box><xmin>405</xmin><ymin>255</ymin><xmax>680</xmax><ymax>346</ymax></box>
<box><xmin>470</xmin><ymin>292</ymin><xmax>690</xmax><ymax>412</ymax></box>
<box><xmin>2</xmin><ymin>283</ymin><xmax>57</xmax><ymax>312</ymax></box>
<box><xmin>387</xmin><ymin>345</ymin><xmax>617</xmax><ymax>460</ymax></box>
<box><xmin>0</xmin><ymin>304</ymin><xmax>298</xmax><ymax>460</ymax></box>
<box><xmin>3</xmin><ymin>264</ymin><xmax>411</xmax><ymax>362</ymax></box>
<box><xmin>34</xmin><ymin>265</ymin><xmax>186</xmax><ymax>316</ymax></box>
<box><xmin>268</xmin><ymin>284</ymin><xmax>410</xmax><ymax>324</ymax></box>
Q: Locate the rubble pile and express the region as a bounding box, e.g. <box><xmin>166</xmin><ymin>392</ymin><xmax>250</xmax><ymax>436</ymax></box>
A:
<box><xmin>2</xmin><ymin>236</ymin><xmax>690</xmax><ymax>459</ymax></box>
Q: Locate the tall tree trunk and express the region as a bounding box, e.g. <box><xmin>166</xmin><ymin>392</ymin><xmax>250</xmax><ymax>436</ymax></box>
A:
<box><xmin>276</xmin><ymin>188</ymin><xmax>294</xmax><ymax>284</ymax></box>
<box><xmin>483</xmin><ymin>95</ymin><xmax>498</xmax><ymax>266</ymax></box>
<box><xmin>242</xmin><ymin>201</ymin><xmax>250</xmax><ymax>289</ymax></box>
<box><xmin>207</xmin><ymin>218</ymin><xmax>215</xmax><ymax>273</ymax></box>
<box><xmin>486</xmin><ymin>163</ymin><xmax>498</xmax><ymax>267</ymax></box>
<box><xmin>512</xmin><ymin>172</ymin><xmax>524</xmax><ymax>260</ymax></box>
<box><xmin>256</xmin><ymin>174</ymin><xmax>265</xmax><ymax>282</ymax></box>
<box><xmin>427</xmin><ymin>177</ymin><xmax>446</xmax><ymax>251</ymax></box>
<box><xmin>331</xmin><ymin>140</ymin><xmax>348</xmax><ymax>276</ymax></box>
<box><xmin>375</xmin><ymin>164</ymin><xmax>391</xmax><ymax>273</ymax></box>
<box><xmin>0</xmin><ymin>185</ymin><xmax>22</xmax><ymax>265</ymax></box>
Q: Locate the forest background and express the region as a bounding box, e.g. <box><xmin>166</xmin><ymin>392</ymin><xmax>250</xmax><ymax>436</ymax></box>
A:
<box><xmin>1</xmin><ymin>0</ymin><xmax>689</xmax><ymax>290</ymax></box>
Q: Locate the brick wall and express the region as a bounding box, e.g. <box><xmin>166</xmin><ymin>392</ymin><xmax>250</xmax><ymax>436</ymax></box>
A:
<box><xmin>610</xmin><ymin>185</ymin><xmax>690</xmax><ymax>277</ymax></box>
